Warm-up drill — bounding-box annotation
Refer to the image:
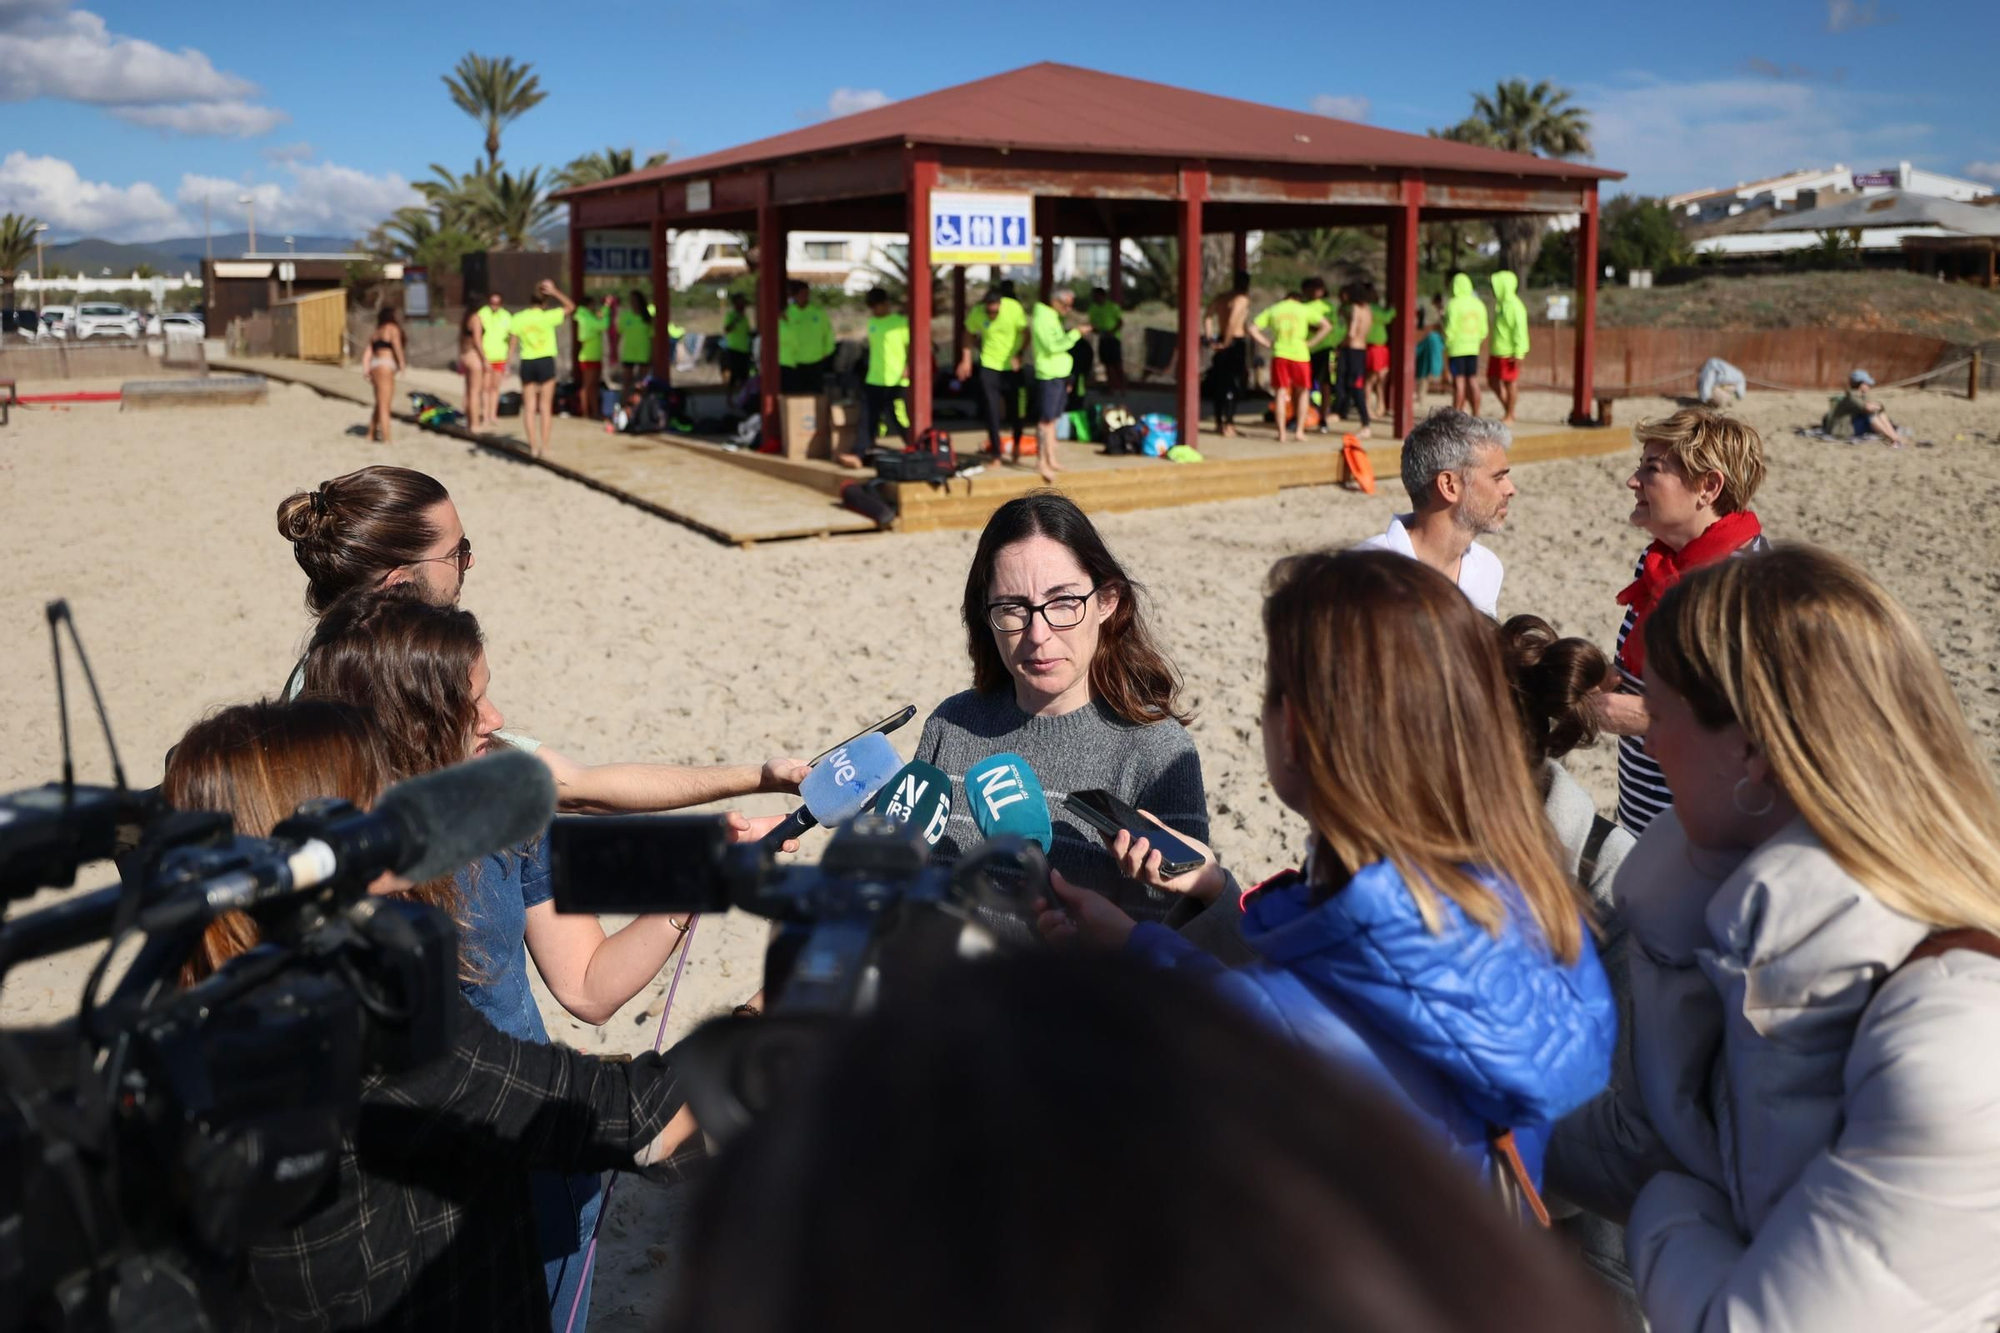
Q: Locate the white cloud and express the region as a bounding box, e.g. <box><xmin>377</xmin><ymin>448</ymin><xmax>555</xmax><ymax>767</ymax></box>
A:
<box><xmin>0</xmin><ymin>149</ymin><xmax>183</xmax><ymax>238</ymax></box>
<box><xmin>1965</xmin><ymin>161</ymin><xmax>2000</xmax><ymax>185</ymax></box>
<box><xmin>1310</xmin><ymin>94</ymin><xmax>1370</xmax><ymax>122</ymax></box>
<box><xmin>177</xmin><ymin>160</ymin><xmax>419</xmax><ymax>238</ymax></box>
<box><xmin>0</xmin><ymin>1</ymin><xmax>282</xmax><ymax>137</ymax></box>
<box><xmin>1579</xmin><ymin>73</ymin><xmax>1926</xmax><ymax>199</ymax></box>
<box><xmin>261</xmin><ymin>140</ymin><xmax>315</xmax><ymax>165</ymax></box>
<box><xmin>1826</xmin><ymin>0</ymin><xmax>1890</xmax><ymax>32</ymax></box>
<box><xmin>827</xmin><ymin>87</ymin><xmax>890</xmax><ymax>117</ymax></box>
<box><xmin>111</xmin><ymin>100</ymin><xmax>287</xmax><ymax>137</ymax></box>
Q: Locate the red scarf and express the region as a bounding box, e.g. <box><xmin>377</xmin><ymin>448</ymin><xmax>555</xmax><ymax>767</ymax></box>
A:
<box><xmin>1616</xmin><ymin>511</ymin><xmax>1762</xmax><ymax>677</ymax></box>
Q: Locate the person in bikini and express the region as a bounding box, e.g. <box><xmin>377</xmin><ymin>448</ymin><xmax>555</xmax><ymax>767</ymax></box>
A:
<box><xmin>364</xmin><ymin>305</ymin><xmax>406</xmax><ymax>444</ymax></box>
<box><xmin>459</xmin><ymin>305</ymin><xmax>487</xmax><ymax>432</ymax></box>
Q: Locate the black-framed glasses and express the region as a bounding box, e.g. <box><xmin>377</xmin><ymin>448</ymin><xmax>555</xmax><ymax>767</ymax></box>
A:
<box><xmin>987</xmin><ymin>587</ymin><xmax>1099</xmax><ymax>633</ymax></box>
<box><xmin>408</xmin><ymin>536</ymin><xmax>472</xmax><ymax>576</ymax></box>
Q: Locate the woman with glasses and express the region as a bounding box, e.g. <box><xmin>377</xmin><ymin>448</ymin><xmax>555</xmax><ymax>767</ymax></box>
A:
<box><xmin>275</xmin><ymin>465</ymin><xmax>807</xmax><ymax>822</ymax></box>
<box><xmin>914</xmin><ymin>491</ymin><xmax>1212</xmax><ymax>927</ymax></box>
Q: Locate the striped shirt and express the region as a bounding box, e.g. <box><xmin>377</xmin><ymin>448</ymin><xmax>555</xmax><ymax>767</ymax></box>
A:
<box><xmin>1613</xmin><ymin>535</ymin><xmax>1771</xmax><ymax>835</ymax></box>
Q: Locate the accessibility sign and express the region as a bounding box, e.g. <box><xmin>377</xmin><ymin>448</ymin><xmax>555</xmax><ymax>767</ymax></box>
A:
<box><xmin>929</xmin><ymin>190</ymin><xmax>1034</xmax><ymax>265</ymax></box>
<box><xmin>583</xmin><ymin>228</ymin><xmax>652</xmax><ymax>276</ymax></box>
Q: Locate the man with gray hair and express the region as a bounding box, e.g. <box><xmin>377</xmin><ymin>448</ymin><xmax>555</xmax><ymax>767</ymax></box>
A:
<box><xmin>1354</xmin><ymin>407</ymin><xmax>1514</xmax><ymax>616</ymax></box>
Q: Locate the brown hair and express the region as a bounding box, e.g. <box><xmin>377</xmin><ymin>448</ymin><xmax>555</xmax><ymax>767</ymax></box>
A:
<box><xmin>1633</xmin><ymin>407</ymin><xmax>1766</xmax><ymax>515</ymax></box>
<box><xmin>1262</xmin><ymin>551</ymin><xmax>1586</xmax><ymax>961</ymax></box>
<box><xmin>161</xmin><ymin>698</ymin><xmax>464</xmax><ymax>986</ymax></box>
<box><xmin>1646</xmin><ymin>544</ymin><xmax>2000</xmax><ymax>935</ymax></box>
<box><xmin>276</xmin><ymin>465</ymin><xmax>452</xmax><ymax>615</ymax></box>
<box><xmin>670</xmin><ymin>951</ymin><xmax>1620</xmax><ymax>1333</ymax></box>
<box><xmin>299</xmin><ymin>586</ymin><xmax>485</xmax><ymax>780</ymax></box>
<box><xmin>961</xmin><ymin>491</ymin><xmax>1189</xmax><ymax>726</ymax></box>
<box><xmin>376</xmin><ymin>305</ymin><xmax>400</xmax><ymax>328</ymax></box>
<box><xmin>1499</xmin><ymin>615</ymin><xmax>1611</xmax><ymax>765</ymax></box>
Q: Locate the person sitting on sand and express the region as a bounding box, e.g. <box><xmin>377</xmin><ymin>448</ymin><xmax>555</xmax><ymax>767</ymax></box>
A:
<box><xmin>1825</xmin><ymin>368</ymin><xmax>1910</xmax><ymax>446</ymax></box>
<box><xmin>1354</xmin><ymin>408</ymin><xmax>1512</xmax><ymax>617</ymax></box>
<box><xmin>1697</xmin><ymin>356</ymin><xmax>1746</xmax><ymax>407</ymax></box>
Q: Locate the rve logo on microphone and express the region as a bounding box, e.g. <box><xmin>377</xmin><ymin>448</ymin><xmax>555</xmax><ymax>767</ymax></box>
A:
<box><xmin>825</xmin><ymin>746</ymin><xmax>858</xmax><ymax>787</ymax></box>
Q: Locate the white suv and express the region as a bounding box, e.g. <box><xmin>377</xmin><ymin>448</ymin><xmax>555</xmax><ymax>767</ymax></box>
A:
<box><xmin>39</xmin><ymin>305</ymin><xmax>76</xmax><ymax>338</ymax></box>
<box><xmin>74</xmin><ymin>303</ymin><xmax>143</xmax><ymax>340</ymax></box>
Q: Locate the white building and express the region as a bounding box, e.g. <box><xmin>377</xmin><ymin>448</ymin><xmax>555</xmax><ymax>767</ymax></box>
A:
<box><xmin>1669</xmin><ymin>161</ymin><xmax>1991</xmax><ymax>224</ymax></box>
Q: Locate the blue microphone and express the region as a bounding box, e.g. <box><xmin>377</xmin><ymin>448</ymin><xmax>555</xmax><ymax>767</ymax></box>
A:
<box><xmin>964</xmin><ymin>751</ymin><xmax>1053</xmax><ymax>851</ymax></box>
<box><xmin>871</xmin><ymin>760</ymin><xmax>952</xmax><ymax>847</ymax></box>
<box><xmin>761</xmin><ymin>731</ymin><xmax>905</xmax><ymax>847</ymax></box>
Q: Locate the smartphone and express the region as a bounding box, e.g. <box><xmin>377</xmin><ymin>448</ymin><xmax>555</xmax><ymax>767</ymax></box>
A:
<box><xmin>809</xmin><ymin>704</ymin><xmax>917</xmax><ymax>767</ymax></box>
<box><xmin>1063</xmin><ymin>789</ymin><xmax>1207</xmax><ymax>879</ymax></box>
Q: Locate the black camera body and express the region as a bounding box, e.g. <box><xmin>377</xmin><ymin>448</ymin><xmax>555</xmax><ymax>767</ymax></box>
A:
<box><xmin>549</xmin><ymin>812</ymin><xmax>1051</xmax><ymax>1142</ymax></box>
<box><xmin>0</xmin><ymin>807</ymin><xmax>458</xmax><ymax>1333</ymax></box>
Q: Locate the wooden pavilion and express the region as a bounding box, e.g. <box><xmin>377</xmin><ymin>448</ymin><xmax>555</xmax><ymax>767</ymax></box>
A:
<box><xmin>554</xmin><ymin>62</ymin><xmax>1623</xmax><ymax>449</ymax></box>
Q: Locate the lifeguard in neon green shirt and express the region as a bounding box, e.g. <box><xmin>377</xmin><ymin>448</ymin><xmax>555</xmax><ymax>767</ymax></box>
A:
<box><xmin>721</xmin><ymin>292</ymin><xmax>753</xmax><ymax>393</ymax></box>
<box><xmin>777</xmin><ymin>280</ymin><xmax>835</xmax><ymax>394</ymax></box>
<box><xmin>1029</xmin><ymin>289</ymin><xmax>1087</xmax><ymax>483</ymax></box>
<box><xmin>573</xmin><ymin>297</ymin><xmax>609</xmax><ymax>420</ymax></box>
<box><xmin>843</xmin><ymin>286</ymin><xmax>910</xmax><ymax>466</ymax></box>
<box><xmin>617</xmin><ymin>288</ymin><xmax>654</xmax><ymax>390</ymax></box>
<box><xmin>958</xmin><ymin>284</ymin><xmax>1030</xmax><ymax>457</ymax></box>
<box><xmin>1086</xmin><ymin>285</ymin><xmax>1126</xmax><ymax>391</ymax></box>
<box><xmin>477</xmin><ymin>291</ymin><xmax>512</xmax><ymax>426</ymax></box>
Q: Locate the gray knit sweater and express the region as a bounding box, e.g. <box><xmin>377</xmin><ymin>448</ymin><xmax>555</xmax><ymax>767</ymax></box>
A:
<box><xmin>915</xmin><ymin>689</ymin><xmax>1209</xmax><ymax>923</ymax></box>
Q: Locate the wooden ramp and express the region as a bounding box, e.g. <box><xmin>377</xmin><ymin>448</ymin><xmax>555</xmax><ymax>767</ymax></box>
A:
<box><xmin>122</xmin><ymin>376</ymin><xmax>267</xmax><ymax>410</ymax></box>
<box><xmin>214</xmin><ymin>358</ymin><xmax>878</xmax><ymax>546</ymax></box>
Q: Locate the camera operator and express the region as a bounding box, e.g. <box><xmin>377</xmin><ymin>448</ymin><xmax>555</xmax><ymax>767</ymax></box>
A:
<box><xmin>161</xmin><ymin>698</ymin><xmax>701</xmax><ymax>1332</ymax></box>
<box><xmin>275</xmin><ymin>464</ymin><xmax>809</xmax><ymax>827</ymax></box>
<box><xmin>667</xmin><ymin>951</ymin><xmax>1620</xmax><ymax>1333</ymax></box>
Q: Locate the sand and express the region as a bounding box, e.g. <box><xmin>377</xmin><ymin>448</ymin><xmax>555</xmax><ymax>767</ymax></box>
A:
<box><xmin>1</xmin><ymin>374</ymin><xmax>1996</xmax><ymax>1325</ymax></box>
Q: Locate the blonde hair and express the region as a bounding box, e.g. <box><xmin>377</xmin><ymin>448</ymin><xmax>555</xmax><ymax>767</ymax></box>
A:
<box><xmin>1646</xmin><ymin>545</ymin><xmax>2000</xmax><ymax>935</ymax></box>
<box><xmin>1634</xmin><ymin>407</ymin><xmax>1766</xmax><ymax>515</ymax></box>
<box><xmin>1263</xmin><ymin>551</ymin><xmax>1589</xmax><ymax>962</ymax></box>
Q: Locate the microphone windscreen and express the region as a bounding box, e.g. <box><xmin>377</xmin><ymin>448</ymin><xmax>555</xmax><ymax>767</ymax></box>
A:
<box><xmin>379</xmin><ymin>748</ymin><xmax>557</xmax><ymax>882</ymax></box>
<box><xmin>871</xmin><ymin>760</ymin><xmax>952</xmax><ymax>847</ymax></box>
<box><xmin>964</xmin><ymin>752</ymin><xmax>1053</xmax><ymax>852</ymax></box>
<box><xmin>800</xmin><ymin>731</ymin><xmax>904</xmax><ymax>828</ymax></box>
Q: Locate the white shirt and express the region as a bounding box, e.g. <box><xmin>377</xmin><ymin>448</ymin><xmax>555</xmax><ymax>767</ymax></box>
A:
<box><xmin>1354</xmin><ymin>514</ymin><xmax>1504</xmax><ymax>618</ymax></box>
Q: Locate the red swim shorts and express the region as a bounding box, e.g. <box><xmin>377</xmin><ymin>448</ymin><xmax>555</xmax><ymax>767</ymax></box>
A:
<box><xmin>1366</xmin><ymin>344</ymin><xmax>1390</xmax><ymax>373</ymax></box>
<box><xmin>578</xmin><ymin>359</ymin><xmax>601</xmax><ymax>370</ymax></box>
<box><xmin>1489</xmin><ymin>356</ymin><xmax>1521</xmax><ymax>384</ymax></box>
<box><xmin>489</xmin><ymin>360</ymin><xmax>506</xmax><ymax>374</ymax></box>
<box><xmin>1271</xmin><ymin>357</ymin><xmax>1311</xmax><ymax>391</ymax></box>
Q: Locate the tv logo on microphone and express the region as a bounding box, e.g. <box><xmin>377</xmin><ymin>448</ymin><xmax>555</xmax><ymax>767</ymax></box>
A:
<box><xmin>973</xmin><ymin>763</ymin><xmax>1030</xmax><ymax>822</ymax></box>
<box><xmin>882</xmin><ymin>771</ymin><xmax>951</xmax><ymax>844</ymax></box>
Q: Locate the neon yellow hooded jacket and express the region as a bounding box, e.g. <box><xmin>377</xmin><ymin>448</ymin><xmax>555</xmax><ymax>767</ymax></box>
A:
<box><xmin>1444</xmin><ymin>273</ymin><xmax>1489</xmax><ymax>359</ymax></box>
<box><xmin>1490</xmin><ymin>270</ymin><xmax>1530</xmax><ymax>359</ymax></box>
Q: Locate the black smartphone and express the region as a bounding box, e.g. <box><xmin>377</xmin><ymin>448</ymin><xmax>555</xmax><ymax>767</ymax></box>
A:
<box><xmin>547</xmin><ymin>814</ymin><xmax>737</xmax><ymax>915</ymax></box>
<box><xmin>809</xmin><ymin>704</ymin><xmax>917</xmax><ymax>767</ymax></box>
<box><xmin>1063</xmin><ymin>789</ymin><xmax>1207</xmax><ymax>879</ymax></box>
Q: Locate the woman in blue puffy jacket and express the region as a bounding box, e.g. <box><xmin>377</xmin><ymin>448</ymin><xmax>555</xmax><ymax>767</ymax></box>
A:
<box><xmin>1044</xmin><ymin>549</ymin><xmax>1616</xmax><ymax>1189</ymax></box>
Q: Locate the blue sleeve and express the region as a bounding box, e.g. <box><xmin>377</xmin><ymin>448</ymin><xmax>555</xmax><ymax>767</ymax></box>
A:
<box><xmin>1125</xmin><ymin>921</ymin><xmax>1225</xmax><ymax>978</ymax></box>
<box><xmin>518</xmin><ymin>832</ymin><xmax>553</xmax><ymax>910</ymax></box>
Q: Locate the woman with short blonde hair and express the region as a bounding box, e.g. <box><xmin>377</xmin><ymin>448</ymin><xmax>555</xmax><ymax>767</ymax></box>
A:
<box><xmin>1550</xmin><ymin>545</ymin><xmax>2000</xmax><ymax>1332</ymax></box>
<box><xmin>1595</xmin><ymin>407</ymin><xmax>1769</xmax><ymax>835</ymax></box>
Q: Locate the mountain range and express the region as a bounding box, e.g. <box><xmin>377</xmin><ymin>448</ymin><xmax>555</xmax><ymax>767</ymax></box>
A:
<box><xmin>43</xmin><ymin>233</ymin><xmax>359</xmax><ymax>275</ymax></box>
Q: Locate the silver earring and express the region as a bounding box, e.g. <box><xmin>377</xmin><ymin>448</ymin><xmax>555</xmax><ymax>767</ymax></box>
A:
<box><xmin>1732</xmin><ymin>777</ymin><xmax>1775</xmax><ymax>817</ymax></box>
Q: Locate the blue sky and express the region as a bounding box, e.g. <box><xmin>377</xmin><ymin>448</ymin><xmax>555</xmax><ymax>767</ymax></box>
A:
<box><xmin>2</xmin><ymin>0</ymin><xmax>1992</xmax><ymax>244</ymax></box>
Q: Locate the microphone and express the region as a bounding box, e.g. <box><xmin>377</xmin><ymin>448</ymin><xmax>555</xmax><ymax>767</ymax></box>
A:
<box><xmin>761</xmin><ymin>732</ymin><xmax>904</xmax><ymax>848</ymax></box>
<box><xmin>139</xmin><ymin>748</ymin><xmax>556</xmax><ymax>931</ymax></box>
<box><xmin>870</xmin><ymin>760</ymin><xmax>952</xmax><ymax>847</ymax></box>
<box><xmin>964</xmin><ymin>752</ymin><xmax>1053</xmax><ymax>852</ymax></box>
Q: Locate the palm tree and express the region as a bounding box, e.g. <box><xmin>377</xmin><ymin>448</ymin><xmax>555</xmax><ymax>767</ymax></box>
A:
<box><xmin>417</xmin><ymin>161</ymin><xmax>500</xmax><ymax>241</ymax></box>
<box><xmin>0</xmin><ymin>212</ymin><xmax>42</xmax><ymax>315</ymax></box>
<box><xmin>1121</xmin><ymin>236</ymin><xmax>1234</xmax><ymax>306</ymax></box>
<box><xmin>472</xmin><ymin>167</ymin><xmax>559</xmax><ymax>250</ymax></box>
<box><xmin>554</xmin><ymin>146</ymin><xmax>671</xmax><ymax>191</ymax></box>
<box><xmin>1453</xmin><ymin>81</ymin><xmax>1593</xmax><ymax>278</ymax></box>
<box><xmin>443</xmin><ymin>53</ymin><xmax>546</xmax><ymax>171</ymax></box>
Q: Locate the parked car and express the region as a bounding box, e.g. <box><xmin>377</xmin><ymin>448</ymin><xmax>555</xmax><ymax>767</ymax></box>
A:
<box><xmin>40</xmin><ymin>305</ymin><xmax>76</xmax><ymax>338</ymax></box>
<box><xmin>1</xmin><ymin>308</ymin><xmax>42</xmax><ymax>338</ymax></box>
<box><xmin>74</xmin><ymin>303</ymin><xmax>143</xmax><ymax>340</ymax></box>
<box><xmin>146</xmin><ymin>312</ymin><xmax>205</xmax><ymax>339</ymax></box>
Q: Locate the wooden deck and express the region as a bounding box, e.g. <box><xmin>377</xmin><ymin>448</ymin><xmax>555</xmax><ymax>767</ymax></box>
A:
<box><xmin>218</xmin><ymin>358</ymin><xmax>1627</xmax><ymax>543</ymax></box>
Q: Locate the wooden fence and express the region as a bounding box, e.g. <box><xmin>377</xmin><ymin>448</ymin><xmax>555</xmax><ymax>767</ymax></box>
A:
<box><xmin>1518</xmin><ymin>327</ymin><xmax>1953</xmax><ymax>395</ymax></box>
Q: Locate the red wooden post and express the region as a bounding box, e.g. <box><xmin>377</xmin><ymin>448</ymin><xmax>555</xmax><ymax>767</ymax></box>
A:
<box><xmin>951</xmin><ymin>264</ymin><xmax>967</xmax><ymax>368</ymax></box>
<box><xmin>1389</xmin><ymin>182</ymin><xmax>1422</xmax><ymax>439</ymax></box>
<box><xmin>567</xmin><ymin>213</ymin><xmax>585</xmax><ymax>375</ymax></box>
<box><xmin>1176</xmin><ymin>166</ymin><xmax>1208</xmax><ymax>447</ymax></box>
<box><xmin>756</xmin><ymin>189</ymin><xmax>784</xmax><ymax>449</ymax></box>
<box><xmin>650</xmin><ymin>216</ymin><xmax>671</xmax><ymax>383</ymax></box>
<box><xmin>1570</xmin><ymin>186</ymin><xmax>1600</xmax><ymax>426</ymax></box>
<box><xmin>907</xmin><ymin>150</ymin><xmax>938</xmax><ymax>437</ymax></box>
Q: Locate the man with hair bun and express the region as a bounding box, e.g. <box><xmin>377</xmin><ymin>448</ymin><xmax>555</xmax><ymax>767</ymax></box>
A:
<box><xmin>1354</xmin><ymin>407</ymin><xmax>1514</xmax><ymax>617</ymax></box>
